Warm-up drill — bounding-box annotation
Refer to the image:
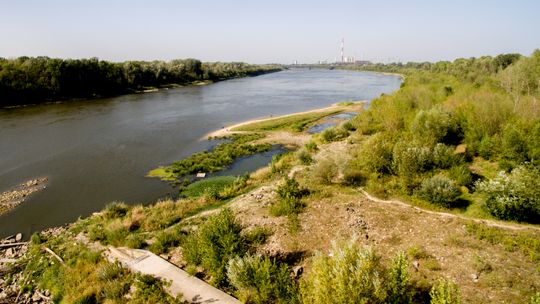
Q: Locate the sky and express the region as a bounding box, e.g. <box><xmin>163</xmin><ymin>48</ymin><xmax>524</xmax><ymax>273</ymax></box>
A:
<box><xmin>1</xmin><ymin>0</ymin><xmax>539</xmax><ymax>64</ymax></box>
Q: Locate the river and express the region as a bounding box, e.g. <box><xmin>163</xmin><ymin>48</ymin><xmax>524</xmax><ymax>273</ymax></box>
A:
<box><xmin>0</xmin><ymin>68</ymin><xmax>401</xmax><ymax>237</ymax></box>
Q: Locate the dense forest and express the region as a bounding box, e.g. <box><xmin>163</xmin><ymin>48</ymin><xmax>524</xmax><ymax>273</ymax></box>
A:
<box><xmin>0</xmin><ymin>57</ymin><xmax>282</xmax><ymax>107</ymax></box>
<box><xmin>342</xmin><ymin>50</ymin><xmax>540</xmax><ymax>224</ymax></box>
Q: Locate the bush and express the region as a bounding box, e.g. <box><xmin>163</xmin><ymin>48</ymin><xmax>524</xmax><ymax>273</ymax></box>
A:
<box><xmin>183</xmin><ymin>209</ymin><xmax>246</xmax><ymax>286</ymax></box>
<box><xmin>271</xmin><ymin>177</ymin><xmax>307</xmax><ymax>217</ymax></box>
<box><xmin>432</xmin><ymin>144</ymin><xmax>460</xmax><ymax>169</ymax></box>
<box><xmin>357</xmin><ymin>132</ymin><xmax>395</xmax><ymax>175</ymax></box>
<box><xmin>475</xmin><ymin>165</ymin><xmax>540</xmax><ymax>223</ymax></box>
<box><xmin>311</xmin><ymin>158</ymin><xmax>338</xmax><ymax>184</ymax></box>
<box><xmin>296</xmin><ymin>149</ymin><xmax>313</xmax><ymax>165</ymax></box>
<box><xmin>429</xmin><ymin>279</ymin><xmax>461</xmax><ymax>304</ymax></box>
<box><xmin>448</xmin><ymin>165</ymin><xmax>474</xmax><ymax>187</ymax></box>
<box><xmin>305</xmin><ymin>141</ymin><xmax>318</xmax><ymax>152</ymax></box>
<box><xmin>103</xmin><ymin>202</ymin><xmax>129</xmax><ymax>219</ymax></box>
<box><xmin>393</xmin><ymin>140</ymin><xmax>433</xmax><ymax>178</ymax></box>
<box><xmin>300</xmin><ymin>241</ymin><xmax>387</xmax><ymax>304</ymax></box>
<box><xmin>410</xmin><ymin>107</ymin><xmax>462</xmax><ymax>145</ymax></box>
<box><xmin>320</xmin><ymin>126</ymin><xmax>349</xmax><ymax>143</ymax></box>
<box><xmin>417</xmin><ymin>175</ymin><xmax>461</xmax><ymax>208</ymax></box>
<box><xmin>387</xmin><ymin>251</ymin><xmax>412</xmax><ymax>304</ymax></box>
<box><xmin>300</xmin><ymin>240</ymin><xmax>413</xmax><ymax>304</ymax></box>
<box><xmin>181</xmin><ymin>176</ymin><xmax>237</xmax><ymax>198</ymax></box>
<box><xmin>227</xmin><ymin>255</ymin><xmax>297</xmax><ymax>303</ymax></box>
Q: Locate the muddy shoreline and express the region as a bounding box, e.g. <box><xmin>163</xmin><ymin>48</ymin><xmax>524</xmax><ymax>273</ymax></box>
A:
<box><xmin>0</xmin><ymin>178</ymin><xmax>48</xmax><ymax>216</ymax></box>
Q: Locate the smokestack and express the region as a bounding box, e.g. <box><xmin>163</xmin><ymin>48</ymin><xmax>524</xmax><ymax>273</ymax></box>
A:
<box><xmin>340</xmin><ymin>38</ymin><xmax>344</xmax><ymax>63</ymax></box>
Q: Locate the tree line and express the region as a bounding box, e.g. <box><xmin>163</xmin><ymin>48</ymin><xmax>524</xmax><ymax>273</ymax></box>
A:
<box><xmin>0</xmin><ymin>57</ymin><xmax>282</xmax><ymax>107</ymax></box>
<box><xmin>344</xmin><ymin>50</ymin><xmax>540</xmax><ymax>223</ymax></box>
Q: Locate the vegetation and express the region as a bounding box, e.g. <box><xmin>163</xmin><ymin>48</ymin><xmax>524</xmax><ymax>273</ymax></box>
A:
<box><xmin>300</xmin><ymin>239</ymin><xmax>430</xmax><ymax>304</ymax></box>
<box><xmin>347</xmin><ymin>50</ymin><xmax>540</xmax><ymax>222</ymax></box>
<box><xmin>181</xmin><ymin>176</ymin><xmax>237</xmax><ymax>198</ymax></box>
<box><xmin>233</xmin><ymin>109</ymin><xmax>341</xmax><ymax>132</ymax></box>
<box><xmin>0</xmin><ymin>56</ymin><xmax>281</xmax><ymax>107</ymax></box>
<box><xmin>227</xmin><ymin>255</ymin><xmax>298</xmax><ymax>303</ymax></box>
<box><xmin>429</xmin><ymin>279</ymin><xmax>461</xmax><ymax>304</ymax></box>
<box><xmin>149</xmin><ymin>133</ymin><xmax>272</xmax><ymax>182</ymax></box>
<box><xmin>15</xmin><ymin>233</ymin><xmax>178</xmax><ymax>303</ymax></box>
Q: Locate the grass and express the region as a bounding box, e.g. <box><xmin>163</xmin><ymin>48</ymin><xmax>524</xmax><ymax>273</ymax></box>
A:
<box><xmin>181</xmin><ymin>176</ymin><xmax>237</xmax><ymax>198</ymax></box>
<box><xmin>233</xmin><ymin>110</ymin><xmax>342</xmax><ymax>132</ymax></box>
<box><xmin>148</xmin><ymin>133</ymin><xmax>271</xmax><ymax>182</ymax></box>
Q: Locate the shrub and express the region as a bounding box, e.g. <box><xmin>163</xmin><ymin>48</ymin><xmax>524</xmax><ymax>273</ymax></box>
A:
<box><xmin>296</xmin><ymin>149</ymin><xmax>313</xmax><ymax>165</ymax></box>
<box><xmin>387</xmin><ymin>251</ymin><xmax>412</xmax><ymax>304</ymax></box>
<box><xmin>227</xmin><ymin>255</ymin><xmax>297</xmax><ymax>303</ymax></box>
<box><xmin>276</xmin><ymin>177</ymin><xmax>306</xmax><ymax>201</ymax></box>
<box><xmin>181</xmin><ymin>176</ymin><xmax>236</xmax><ymax>198</ymax></box>
<box><xmin>311</xmin><ymin>158</ymin><xmax>338</xmax><ymax>184</ymax></box>
<box><xmin>530</xmin><ymin>292</ymin><xmax>540</xmax><ymax>304</ymax></box>
<box><xmin>410</xmin><ymin>107</ymin><xmax>462</xmax><ymax>145</ymax></box>
<box><xmin>271</xmin><ymin>177</ymin><xmax>307</xmax><ymax>217</ymax></box>
<box><xmin>417</xmin><ymin>175</ymin><xmax>461</xmax><ymax>208</ymax></box>
<box><xmin>429</xmin><ymin>279</ymin><xmax>461</xmax><ymax>304</ymax></box>
<box><xmin>357</xmin><ymin>132</ymin><xmax>395</xmax><ymax>175</ymax></box>
<box><xmin>244</xmin><ymin>226</ymin><xmax>273</xmax><ymax>246</ymax></box>
<box><xmin>501</xmin><ymin>124</ymin><xmax>528</xmax><ymax>166</ymax></box>
<box><xmin>475</xmin><ymin>165</ymin><xmax>540</xmax><ymax>223</ymax></box>
<box><xmin>393</xmin><ymin>140</ymin><xmax>433</xmax><ymax>178</ymax></box>
<box><xmin>149</xmin><ymin>229</ymin><xmax>182</xmax><ymax>254</ymax></box>
<box><xmin>448</xmin><ymin>165</ymin><xmax>473</xmax><ymax>187</ymax></box>
<box><xmin>300</xmin><ymin>241</ymin><xmax>387</xmax><ymax>304</ymax></box>
<box><xmin>103</xmin><ymin>202</ymin><xmax>129</xmax><ymax>219</ymax></box>
<box><xmin>432</xmin><ymin>144</ymin><xmax>460</xmax><ymax>169</ymax></box>
<box><xmin>320</xmin><ymin>127</ymin><xmax>337</xmax><ymax>143</ymax></box>
<box><xmin>183</xmin><ymin>209</ymin><xmax>246</xmax><ymax>286</ymax></box>
<box><xmin>305</xmin><ymin>141</ymin><xmax>318</xmax><ymax>152</ymax></box>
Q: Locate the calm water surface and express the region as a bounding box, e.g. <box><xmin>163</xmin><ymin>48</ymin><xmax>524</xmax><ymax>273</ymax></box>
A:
<box><xmin>0</xmin><ymin>69</ymin><xmax>401</xmax><ymax>237</ymax></box>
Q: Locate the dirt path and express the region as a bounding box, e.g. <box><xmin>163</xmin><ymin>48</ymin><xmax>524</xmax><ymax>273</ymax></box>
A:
<box><xmin>357</xmin><ymin>188</ymin><xmax>540</xmax><ymax>232</ymax></box>
<box><xmin>0</xmin><ymin>177</ymin><xmax>48</xmax><ymax>216</ymax></box>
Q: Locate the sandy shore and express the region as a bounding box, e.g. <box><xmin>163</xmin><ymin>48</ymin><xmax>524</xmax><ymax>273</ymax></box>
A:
<box><xmin>202</xmin><ymin>101</ymin><xmax>366</xmax><ymax>139</ymax></box>
<box><xmin>0</xmin><ymin>177</ymin><xmax>48</xmax><ymax>216</ymax></box>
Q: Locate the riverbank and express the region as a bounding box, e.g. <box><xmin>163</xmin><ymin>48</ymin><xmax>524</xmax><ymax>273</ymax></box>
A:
<box><xmin>203</xmin><ymin>101</ymin><xmax>366</xmax><ymax>139</ymax></box>
<box><xmin>0</xmin><ymin>178</ymin><xmax>48</xmax><ymax>216</ymax></box>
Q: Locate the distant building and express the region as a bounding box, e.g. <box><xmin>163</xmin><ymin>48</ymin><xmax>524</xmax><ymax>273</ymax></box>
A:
<box><xmin>355</xmin><ymin>60</ymin><xmax>371</xmax><ymax>66</ymax></box>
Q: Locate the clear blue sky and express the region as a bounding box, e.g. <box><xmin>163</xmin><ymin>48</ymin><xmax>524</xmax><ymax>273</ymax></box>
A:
<box><xmin>1</xmin><ymin>0</ymin><xmax>539</xmax><ymax>64</ymax></box>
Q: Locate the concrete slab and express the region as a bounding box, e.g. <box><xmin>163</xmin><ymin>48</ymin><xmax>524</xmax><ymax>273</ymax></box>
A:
<box><xmin>106</xmin><ymin>246</ymin><xmax>241</xmax><ymax>304</ymax></box>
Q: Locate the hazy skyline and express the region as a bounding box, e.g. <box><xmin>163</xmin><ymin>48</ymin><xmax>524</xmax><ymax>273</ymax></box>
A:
<box><xmin>1</xmin><ymin>0</ymin><xmax>539</xmax><ymax>64</ymax></box>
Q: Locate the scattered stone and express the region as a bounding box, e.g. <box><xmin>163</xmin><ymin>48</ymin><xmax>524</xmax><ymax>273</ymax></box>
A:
<box><xmin>412</xmin><ymin>260</ymin><xmax>420</xmax><ymax>271</ymax></box>
<box><xmin>15</xmin><ymin>233</ymin><xmax>23</xmax><ymax>242</ymax></box>
<box><xmin>471</xmin><ymin>273</ymin><xmax>479</xmax><ymax>282</ymax></box>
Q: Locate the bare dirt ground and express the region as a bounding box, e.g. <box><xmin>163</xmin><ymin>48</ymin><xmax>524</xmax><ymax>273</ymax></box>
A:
<box><xmin>185</xmin><ymin>138</ymin><xmax>540</xmax><ymax>303</ymax></box>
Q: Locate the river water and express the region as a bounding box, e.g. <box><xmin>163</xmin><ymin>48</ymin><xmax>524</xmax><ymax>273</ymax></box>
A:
<box><xmin>0</xmin><ymin>69</ymin><xmax>401</xmax><ymax>237</ymax></box>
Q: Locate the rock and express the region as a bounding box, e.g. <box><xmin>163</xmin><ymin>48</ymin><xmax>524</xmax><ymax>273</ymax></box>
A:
<box><xmin>412</xmin><ymin>260</ymin><xmax>419</xmax><ymax>271</ymax></box>
<box><xmin>291</xmin><ymin>266</ymin><xmax>303</xmax><ymax>278</ymax></box>
<box><xmin>471</xmin><ymin>273</ymin><xmax>479</xmax><ymax>282</ymax></box>
<box><xmin>32</xmin><ymin>293</ymin><xmax>41</xmax><ymax>302</ymax></box>
<box><xmin>5</xmin><ymin>248</ymin><xmax>13</xmax><ymax>257</ymax></box>
<box><xmin>15</xmin><ymin>233</ymin><xmax>22</xmax><ymax>242</ymax></box>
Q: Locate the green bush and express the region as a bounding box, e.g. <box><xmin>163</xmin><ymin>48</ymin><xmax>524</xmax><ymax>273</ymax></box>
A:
<box><xmin>429</xmin><ymin>279</ymin><xmax>461</xmax><ymax>304</ymax></box>
<box><xmin>448</xmin><ymin>165</ymin><xmax>473</xmax><ymax>187</ymax></box>
<box><xmin>271</xmin><ymin>177</ymin><xmax>307</xmax><ymax>217</ymax></box>
<box><xmin>387</xmin><ymin>251</ymin><xmax>412</xmax><ymax>304</ymax></box>
<box><xmin>320</xmin><ymin>126</ymin><xmax>349</xmax><ymax>143</ymax></box>
<box><xmin>296</xmin><ymin>149</ymin><xmax>313</xmax><ymax>165</ymax></box>
<box><xmin>103</xmin><ymin>202</ymin><xmax>129</xmax><ymax>219</ymax></box>
<box><xmin>530</xmin><ymin>292</ymin><xmax>540</xmax><ymax>304</ymax></box>
<box><xmin>357</xmin><ymin>132</ymin><xmax>395</xmax><ymax>175</ymax></box>
<box><xmin>475</xmin><ymin>164</ymin><xmax>540</xmax><ymax>223</ymax></box>
<box><xmin>300</xmin><ymin>240</ymin><xmax>412</xmax><ymax>304</ymax></box>
<box><xmin>311</xmin><ymin>158</ymin><xmax>338</xmax><ymax>184</ymax></box>
<box><xmin>501</xmin><ymin>124</ymin><xmax>528</xmax><ymax>166</ymax></box>
<box><xmin>432</xmin><ymin>144</ymin><xmax>460</xmax><ymax>169</ymax></box>
<box><xmin>149</xmin><ymin>229</ymin><xmax>182</xmax><ymax>254</ymax></box>
<box><xmin>181</xmin><ymin>176</ymin><xmax>237</xmax><ymax>198</ymax></box>
<box><xmin>417</xmin><ymin>175</ymin><xmax>461</xmax><ymax>208</ymax></box>
<box><xmin>183</xmin><ymin>208</ymin><xmax>246</xmax><ymax>286</ymax></box>
<box><xmin>410</xmin><ymin>108</ymin><xmax>462</xmax><ymax>145</ymax></box>
<box><xmin>393</xmin><ymin>140</ymin><xmax>433</xmax><ymax>177</ymax></box>
<box><xmin>305</xmin><ymin>141</ymin><xmax>318</xmax><ymax>152</ymax></box>
<box><xmin>227</xmin><ymin>255</ymin><xmax>298</xmax><ymax>303</ymax></box>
